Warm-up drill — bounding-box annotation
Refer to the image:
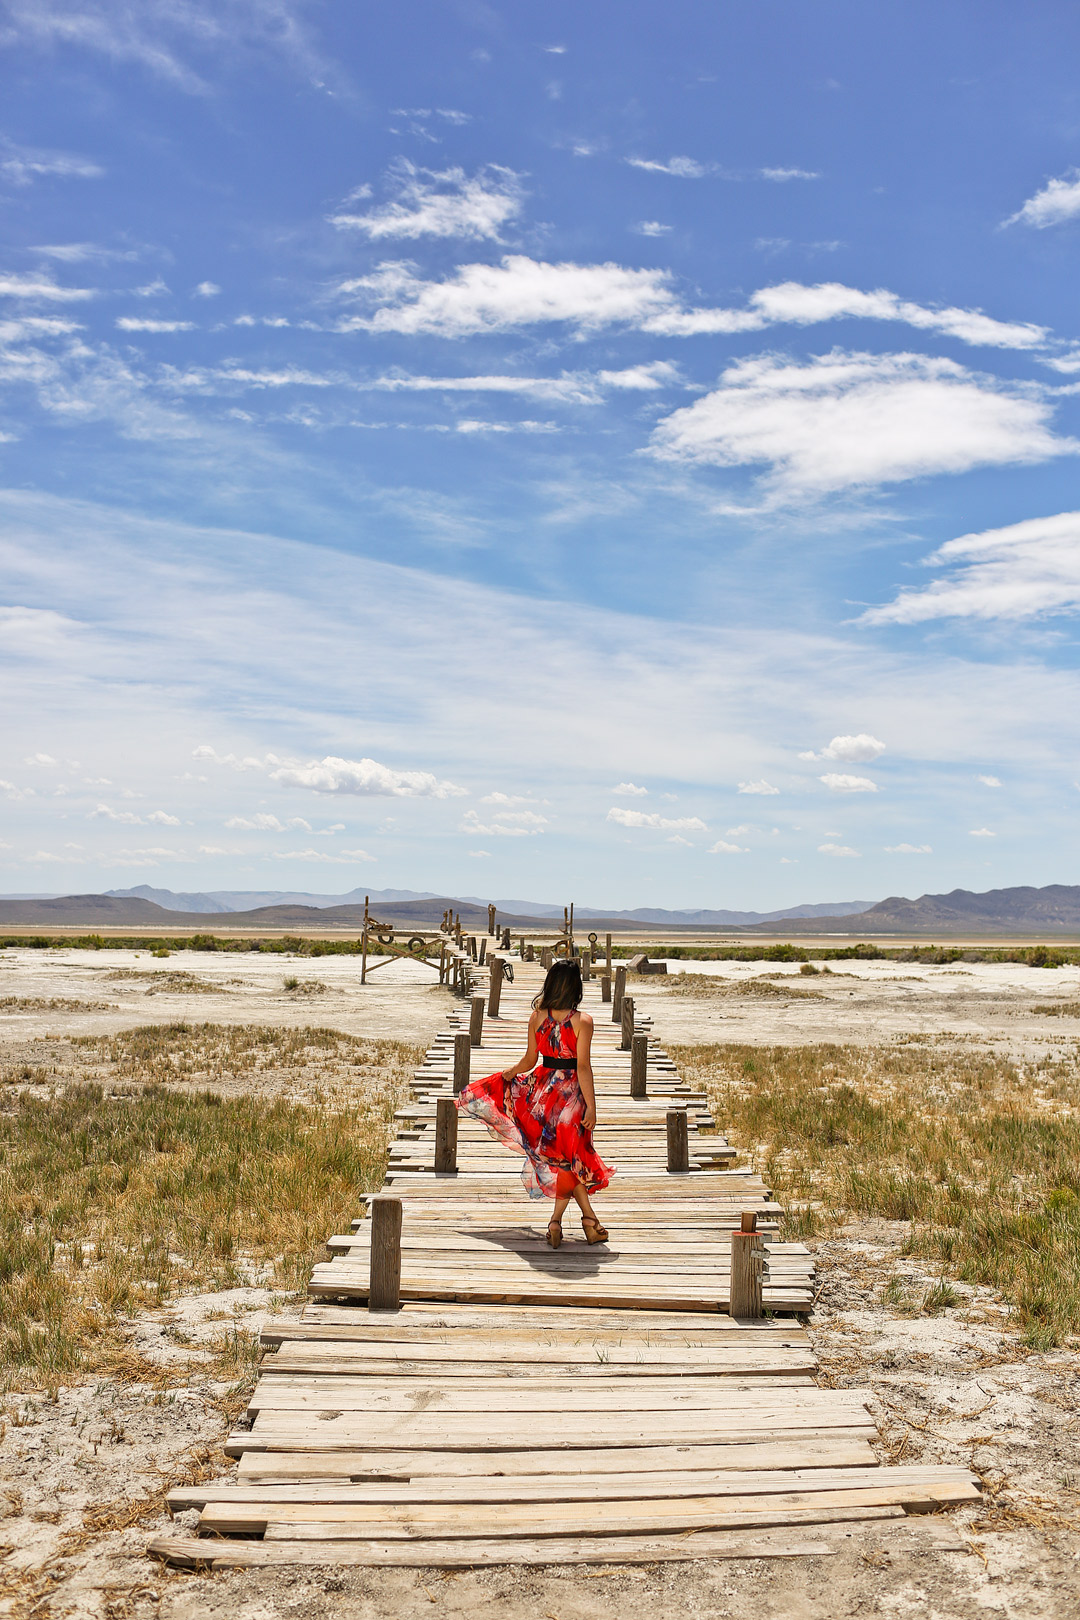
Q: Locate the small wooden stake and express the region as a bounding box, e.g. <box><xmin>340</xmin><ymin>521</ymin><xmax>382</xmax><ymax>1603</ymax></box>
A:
<box><xmin>620</xmin><ymin>993</ymin><xmax>635</xmax><ymax>1051</ymax></box>
<box><xmin>729</xmin><ymin>1211</ymin><xmax>765</xmax><ymax>1318</ymax></box>
<box><xmin>666</xmin><ymin>1108</ymin><xmax>690</xmax><ymax>1172</ymax></box>
<box><xmin>612</xmin><ymin>964</ymin><xmax>626</xmax><ymax>1025</ymax></box>
<box><xmin>501</xmin><ymin>926</ymin><xmax>511</xmax><ymax>950</ymax></box>
<box><xmin>434</xmin><ymin>1096</ymin><xmax>458</xmax><ymax>1174</ymax></box>
<box><xmin>368</xmin><ymin>1197</ymin><xmax>402</xmax><ymax>1312</ymax></box>
<box><xmin>468</xmin><ymin>996</ymin><xmax>484</xmax><ymax>1048</ymax></box>
<box><xmin>526</xmin><ymin>942</ymin><xmax>535</xmax><ymax>962</ymax></box>
<box><xmin>477</xmin><ymin>937</ymin><xmax>486</xmax><ymax>966</ymax></box>
<box><xmin>487</xmin><ymin>903</ymin><xmax>496</xmax><ymax>936</ymax></box>
<box><xmin>580</xmin><ymin>949</ymin><xmax>590</xmax><ymax>981</ymax></box>
<box><xmin>487</xmin><ymin>955</ymin><xmax>503</xmax><ymax>1018</ymax></box>
<box><xmin>630</xmin><ymin>1032</ymin><xmax>648</xmax><ymax>1099</ymax></box>
<box><xmin>469</xmin><ymin>935</ymin><xmax>477</xmax><ymax>961</ymax></box>
<box><xmin>601</xmin><ymin>973</ymin><xmax>611</xmax><ymax>1003</ymax></box>
<box><xmin>453</xmin><ymin>1031</ymin><xmax>471</xmax><ymax>1094</ymax></box>
<box><xmin>605</xmin><ymin>932</ymin><xmax>612</xmax><ymax>975</ymax></box>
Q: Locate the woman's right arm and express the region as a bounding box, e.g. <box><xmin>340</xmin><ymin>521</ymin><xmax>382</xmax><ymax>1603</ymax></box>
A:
<box><xmin>501</xmin><ymin>1011</ymin><xmax>539</xmax><ymax>1081</ymax></box>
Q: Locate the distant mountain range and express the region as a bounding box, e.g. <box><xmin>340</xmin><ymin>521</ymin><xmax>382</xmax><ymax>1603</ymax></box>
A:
<box><xmin>0</xmin><ymin>883</ymin><xmax>1076</xmax><ymax>935</ymax></box>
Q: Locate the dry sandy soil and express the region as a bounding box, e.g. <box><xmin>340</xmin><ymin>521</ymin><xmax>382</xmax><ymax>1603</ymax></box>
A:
<box><xmin>2</xmin><ymin>947</ymin><xmax>1079</xmax><ymax>1619</ymax></box>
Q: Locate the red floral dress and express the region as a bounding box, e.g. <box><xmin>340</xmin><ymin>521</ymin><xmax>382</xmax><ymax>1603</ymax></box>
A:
<box><xmin>456</xmin><ymin>1012</ymin><xmax>615</xmax><ymax>1200</ymax></box>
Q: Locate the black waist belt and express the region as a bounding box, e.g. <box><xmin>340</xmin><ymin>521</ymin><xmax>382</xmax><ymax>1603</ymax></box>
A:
<box><xmin>540</xmin><ymin>1057</ymin><xmax>577</xmax><ymax>1070</ymax></box>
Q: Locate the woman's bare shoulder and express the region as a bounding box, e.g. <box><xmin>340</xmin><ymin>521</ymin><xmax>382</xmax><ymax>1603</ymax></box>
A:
<box><xmin>576</xmin><ymin>1008</ymin><xmax>594</xmax><ymax>1029</ymax></box>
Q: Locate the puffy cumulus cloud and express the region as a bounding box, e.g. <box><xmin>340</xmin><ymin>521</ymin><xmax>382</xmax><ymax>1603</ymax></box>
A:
<box><xmin>818</xmin><ymin>843</ymin><xmax>860</xmax><ymax>857</ymax></box>
<box><xmin>800</xmin><ymin>734</ymin><xmax>885</xmax><ymax>763</ymax></box>
<box><xmin>708</xmin><ymin>839</ymin><xmax>746</xmax><ymax>854</ymax></box>
<box><xmin>193</xmin><ymin>281</ymin><xmax>220</xmax><ymax>297</ymax></box>
<box><xmin>745</xmin><ymin>282</ymin><xmax>1046</xmax><ymax>350</ymax></box>
<box><xmin>863</xmin><ymin>511</ymin><xmax>1080</xmax><ymax>624</ymax></box>
<box><xmin>612</xmin><ymin>782</ymin><xmax>648</xmax><ymax>796</ymax></box>
<box><xmin>271</xmin><ymin>847</ymin><xmax>375</xmax><ymax>862</ymax></box>
<box><xmin>329</xmin><ymin>162</ymin><xmax>525</xmax><ymax>243</ymax></box>
<box><xmin>820</xmin><ymin>773</ymin><xmax>878</xmax><ymax>793</ymax></box>
<box><xmin>606</xmin><ymin>807</ymin><xmax>707</xmax><ymax>831</ymax></box>
<box><xmin>90</xmin><ymin>802</ymin><xmax>142</xmax><ymax>823</ymax></box>
<box><xmin>195</xmin><ymin>746</ymin><xmax>464</xmax><ymax>799</ymax></box>
<box><xmin>634</xmin><ymin>221</ymin><xmax>672</xmax><ymax>237</ymax></box>
<box><xmin>146</xmin><ymin>810</ymin><xmax>181</xmax><ymax>825</ymax></box>
<box><xmin>650</xmin><ymin>352</ymin><xmax>1073</xmax><ymax>497</ymax></box>
<box><xmin>335</xmin><ymin>256</ymin><xmax>682</xmax><ymax>339</ymax></box>
<box><xmin>469</xmin><ymin>849</ymin><xmax>492</xmax><ymax>858</ymax></box>
<box><xmin>460</xmin><ymin>809</ymin><xmax>546</xmax><ymax>837</ymax></box>
<box><xmin>885</xmin><ymin>843</ymin><xmax>932</xmax><ymax>854</ymax></box>
<box><xmin>225</xmin><ymin>813</ymin><xmax>312</xmax><ymax>831</ymax></box>
<box><xmin>1005</xmin><ymin>169</ymin><xmax>1080</xmax><ymax>229</ymax></box>
<box><xmin>978</xmin><ymin>775</ymin><xmax>1002</xmax><ymax>787</ymax></box>
<box><xmin>970</xmin><ymin>827</ymin><xmax>996</xmax><ymax>837</ymax></box>
<box><xmin>479</xmin><ymin>791</ymin><xmax>535</xmax><ymax>805</ymax></box>
<box><xmin>23</xmin><ymin>752</ymin><xmax>59</xmax><ymax>766</ymax></box>
<box><xmin>738</xmin><ymin>780</ymin><xmax>779</xmax><ymax>795</ymax></box>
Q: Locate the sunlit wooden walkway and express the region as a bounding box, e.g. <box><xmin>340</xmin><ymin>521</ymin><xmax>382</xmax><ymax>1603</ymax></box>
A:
<box><xmin>152</xmin><ymin>941</ymin><xmax>978</xmax><ymax>1568</ymax></box>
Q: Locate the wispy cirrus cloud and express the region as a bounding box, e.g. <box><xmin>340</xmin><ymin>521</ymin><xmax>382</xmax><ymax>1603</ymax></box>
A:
<box><xmin>650</xmin><ymin>351</ymin><xmax>1073</xmax><ymax>497</ymax></box>
<box><xmin>0</xmin><ymin>272</ymin><xmax>95</xmax><ymax>302</ymax></box>
<box><xmin>820</xmin><ymin>773</ymin><xmax>878</xmax><ymax>793</ymax></box>
<box><xmin>329</xmin><ymin>162</ymin><xmax>524</xmax><ymax>242</ymax></box>
<box><xmin>116</xmin><ymin>316</ymin><xmax>194</xmax><ymax>333</ymax></box>
<box><xmin>863</xmin><ymin>511</ymin><xmax>1080</xmax><ymax>624</ymax></box>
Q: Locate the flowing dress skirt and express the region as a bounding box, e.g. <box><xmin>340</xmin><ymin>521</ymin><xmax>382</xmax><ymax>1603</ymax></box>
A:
<box><xmin>456</xmin><ymin>1067</ymin><xmax>615</xmax><ymax>1200</ymax></box>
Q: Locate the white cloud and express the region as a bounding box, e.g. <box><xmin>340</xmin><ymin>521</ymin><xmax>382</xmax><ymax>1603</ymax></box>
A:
<box><xmin>627</xmin><ymin>156</ymin><xmax>709</xmax><ymax>178</ymax></box>
<box><xmin>742</xmin><ymin>282</ymin><xmax>1046</xmax><ymax>350</ymax></box>
<box><xmin>884</xmin><ymin>843</ymin><xmax>932</xmax><ymax>854</ymax></box>
<box><xmin>668</xmin><ymin>834</ymin><xmax>693</xmax><ymax>846</ymax></box>
<box><xmin>479</xmin><ymin>791</ymin><xmax>535</xmax><ymax>805</ymax></box>
<box><xmin>116</xmin><ymin>317</ymin><xmax>194</xmax><ymax>332</ymax></box>
<box><xmin>0</xmin><ymin>779</ymin><xmax>34</xmax><ymax>799</ymax></box>
<box><xmin>863</xmin><ymin>511</ymin><xmax>1080</xmax><ymax>624</ymax></box>
<box><xmin>146</xmin><ymin>810</ymin><xmax>181</xmax><ymax>825</ymax></box>
<box><xmin>635</xmin><ymin>221</ymin><xmax>672</xmax><ymax>237</ymax></box>
<box><xmin>225</xmin><ymin>813</ymin><xmax>312</xmax><ymax>831</ymax></box>
<box><xmin>271</xmin><ymin>847</ymin><xmax>375</xmax><ymax>862</ymax></box>
<box><xmin>460</xmin><ymin>809</ymin><xmax>545</xmax><ymax>837</ymax></box>
<box><xmin>820</xmin><ymin>773</ymin><xmax>878</xmax><ymax>793</ymax></box>
<box><xmin>198</xmin><ymin>845</ymin><xmax>228</xmax><ymax>855</ymax></box>
<box><xmin>726</xmin><ymin>824</ymin><xmax>755</xmax><ymax>835</ymax></box>
<box><xmin>336</xmin><ymin>256</ymin><xmax>680</xmax><ymax>338</ymax></box>
<box><xmin>0</xmin><ymin>142</ymin><xmax>103</xmax><ymax>186</ymax></box>
<box><xmin>193</xmin><ymin>281</ymin><xmax>220</xmax><ymax>297</ymax></box>
<box><xmin>469</xmin><ymin>849</ymin><xmax>492</xmax><ymax>857</ymax></box>
<box><xmin>970</xmin><ymin>827</ymin><xmax>995</xmax><ymax>837</ymax></box>
<box><xmin>597</xmin><ymin>361</ymin><xmax>681</xmax><ymax>390</ymax></box>
<box><xmin>738</xmin><ymin>780</ymin><xmax>779</xmax><ymax>795</ymax></box>
<box><xmin>612</xmin><ymin>781</ymin><xmax>648</xmax><ymax>796</ymax></box>
<box><xmin>800</xmin><ymin>733</ymin><xmax>886</xmax><ymax>763</ymax></box>
<box><xmin>271</xmin><ymin>756</ymin><xmax>464</xmax><ymax>798</ymax></box>
<box><xmin>0</xmin><ymin>272</ymin><xmax>94</xmax><ymax>302</ymax></box>
<box><xmin>606</xmin><ymin>807</ymin><xmax>707</xmax><ymax>831</ymax></box>
<box><xmin>329</xmin><ymin>162</ymin><xmax>524</xmax><ymax>242</ymax></box>
<box><xmin>651</xmin><ymin>351</ymin><xmax>1072</xmax><ymax>497</ymax></box>
<box><xmin>708</xmin><ymin>839</ymin><xmax>746</xmax><ymax>854</ymax></box>
<box><xmin>977</xmin><ymin>775</ymin><xmax>1002</xmax><ymax>787</ymax></box>
<box><xmin>819</xmin><ymin>843</ymin><xmax>860</xmax><ymax>857</ymax></box>
<box><xmin>90</xmin><ymin>802</ymin><xmax>143</xmax><ymax>824</ymax></box>
<box><xmin>23</xmin><ymin>752</ymin><xmax>58</xmax><ymax>766</ymax></box>
<box><xmin>761</xmin><ymin>167</ymin><xmax>820</xmax><ymax>181</ymax></box>
<box><xmin>1006</xmin><ymin>169</ymin><xmax>1080</xmax><ymax>229</ymax></box>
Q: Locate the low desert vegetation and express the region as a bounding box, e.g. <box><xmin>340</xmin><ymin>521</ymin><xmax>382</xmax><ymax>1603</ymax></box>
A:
<box><xmin>675</xmin><ymin>1040</ymin><xmax>1080</xmax><ymax>1348</ymax></box>
<box><xmin>0</xmin><ymin>1024</ymin><xmax>422</xmax><ymax>1389</ymax></box>
<box><xmin>644</xmin><ymin>972</ymin><xmax>822</xmax><ymax>1001</ymax></box>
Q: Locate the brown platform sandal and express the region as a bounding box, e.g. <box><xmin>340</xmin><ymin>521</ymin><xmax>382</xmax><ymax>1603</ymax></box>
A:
<box><xmin>546</xmin><ymin>1219</ymin><xmax>563</xmax><ymax>1249</ymax></box>
<box><xmin>582</xmin><ymin>1215</ymin><xmax>609</xmax><ymax>1245</ymax></box>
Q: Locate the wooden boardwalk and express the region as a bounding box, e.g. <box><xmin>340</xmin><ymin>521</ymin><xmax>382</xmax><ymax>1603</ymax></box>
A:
<box><xmin>152</xmin><ymin>944</ymin><xmax>979</xmax><ymax>1569</ymax></box>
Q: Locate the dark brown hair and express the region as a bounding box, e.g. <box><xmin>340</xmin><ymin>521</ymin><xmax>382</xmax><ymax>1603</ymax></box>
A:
<box><xmin>533</xmin><ymin>958</ymin><xmax>583</xmax><ymax>1012</ymax></box>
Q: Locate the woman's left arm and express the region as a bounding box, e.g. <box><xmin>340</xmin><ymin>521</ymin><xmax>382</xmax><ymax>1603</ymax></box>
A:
<box><xmin>576</xmin><ymin>1011</ymin><xmax>597</xmax><ymax>1130</ymax></box>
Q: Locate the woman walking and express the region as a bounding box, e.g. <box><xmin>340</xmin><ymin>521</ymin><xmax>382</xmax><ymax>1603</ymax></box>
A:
<box><xmin>456</xmin><ymin>957</ymin><xmax>613</xmax><ymax>1246</ymax></box>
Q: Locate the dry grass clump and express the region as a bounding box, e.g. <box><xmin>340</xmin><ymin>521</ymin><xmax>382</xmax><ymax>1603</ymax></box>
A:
<box><xmin>0</xmin><ymin>1027</ymin><xmax>422</xmax><ymax>1388</ymax></box>
<box><xmin>283</xmin><ymin>976</ymin><xmax>326</xmax><ymax>995</ymax></box>
<box><xmin>71</xmin><ymin>1021</ymin><xmax>405</xmax><ymax>1087</ymax></box>
<box><xmin>1033</xmin><ymin>1002</ymin><xmax>1080</xmax><ymax>1018</ymax></box>
<box><xmin>674</xmin><ymin>1039</ymin><xmax>1080</xmax><ymax>1347</ymax></box>
<box><xmin>656</xmin><ymin>973</ymin><xmax>823</xmax><ymax>1001</ymax></box>
<box><xmin>105</xmin><ymin>970</ymin><xmax>227</xmax><ymax>995</ymax></box>
<box><xmin>0</xmin><ymin>997</ymin><xmax>116</xmax><ymax>1013</ymax></box>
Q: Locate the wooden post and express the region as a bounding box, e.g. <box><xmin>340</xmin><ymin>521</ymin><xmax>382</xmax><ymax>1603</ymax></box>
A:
<box><xmin>666</xmin><ymin>1108</ymin><xmax>689</xmax><ymax>1172</ymax></box>
<box><xmin>620</xmin><ymin>993</ymin><xmax>634</xmax><ymax>1051</ymax></box>
<box><xmin>368</xmin><ymin>1197</ymin><xmax>402</xmax><ymax>1311</ymax></box>
<box><xmin>526</xmin><ymin>941</ymin><xmax>535</xmax><ymax>962</ymax></box>
<box><xmin>438</xmin><ymin>943</ymin><xmax>446</xmax><ymax>985</ymax></box>
<box><xmin>360</xmin><ymin>895</ymin><xmax>370</xmax><ymax>985</ymax></box>
<box><xmin>501</xmin><ymin>926</ymin><xmax>511</xmax><ymax>950</ymax></box>
<box><xmin>601</xmin><ymin>973</ymin><xmax>611</xmax><ymax>1003</ymax></box>
<box><xmin>612</xmin><ymin>964</ymin><xmax>626</xmax><ymax>1024</ymax></box>
<box><xmin>541</xmin><ymin>947</ymin><xmax>552</xmax><ymax>970</ymax></box>
<box><xmin>435</xmin><ymin>1096</ymin><xmax>458</xmax><ymax>1173</ymax></box>
<box><xmin>488</xmin><ymin>904</ymin><xmax>496</xmax><ymax>936</ymax></box>
<box><xmin>729</xmin><ymin>1211</ymin><xmax>765</xmax><ymax>1318</ymax></box>
<box><xmin>469</xmin><ymin>995</ymin><xmax>484</xmax><ymax>1047</ymax></box>
<box><xmin>630</xmin><ymin>1032</ymin><xmax>648</xmax><ymax>1099</ymax></box>
<box><xmin>469</xmin><ymin>935</ymin><xmax>477</xmax><ymax>961</ymax></box>
<box><xmin>478</xmin><ymin>937</ymin><xmax>486</xmax><ymax>966</ymax></box>
<box><xmin>453</xmin><ymin>1031</ymin><xmax>471</xmax><ymax>1094</ymax></box>
<box><xmin>580</xmin><ymin>949</ymin><xmax>590</xmax><ymax>982</ymax></box>
<box><xmin>488</xmin><ymin>955</ymin><xmax>503</xmax><ymax>1018</ymax></box>
<box><xmin>605</xmin><ymin>933</ymin><xmax>612</xmax><ymax>975</ymax></box>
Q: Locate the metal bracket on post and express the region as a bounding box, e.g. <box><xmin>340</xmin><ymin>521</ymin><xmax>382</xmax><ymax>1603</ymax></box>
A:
<box><xmin>666</xmin><ymin>1108</ymin><xmax>689</xmax><ymax>1172</ymax></box>
<box><xmin>368</xmin><ymin>1196</ymin><xmax>402</xmax><ymax>1312</ymax></box>
<box><xmin>729</xmin><ymin>1211</ymin><xmax>766</xmax><ymax>1318</ymax></box>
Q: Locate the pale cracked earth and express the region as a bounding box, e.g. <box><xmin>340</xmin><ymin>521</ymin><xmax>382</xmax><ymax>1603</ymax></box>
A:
<box><xmin>1</xmin><ymin>946</ymin><xmax>1078</xmax><ymax>1619</ymax></box>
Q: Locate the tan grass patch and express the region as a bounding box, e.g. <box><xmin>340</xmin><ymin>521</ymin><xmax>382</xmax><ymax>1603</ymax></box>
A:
<box><xmin>651</xmin><ymin>973</ymin><xmax>822</xmax><ymax>1001</ymax></box>
<box><xmin>0</xmin><ymin>997</ymin><xmax>117</xmax><ymax>1013</ymax></box>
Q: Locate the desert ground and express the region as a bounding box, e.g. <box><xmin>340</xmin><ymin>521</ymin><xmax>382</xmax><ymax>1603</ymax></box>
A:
<box><xmin>2</xmin><ymin>943</ymin><xmax>1079</xmax><ymax>1619</ymax></box>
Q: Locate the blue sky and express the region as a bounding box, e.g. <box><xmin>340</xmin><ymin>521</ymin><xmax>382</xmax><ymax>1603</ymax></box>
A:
<box><xmin>2</xmin><ymin>0</ymin><xmax>1079</xmax><ymax>909</ymax></box>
